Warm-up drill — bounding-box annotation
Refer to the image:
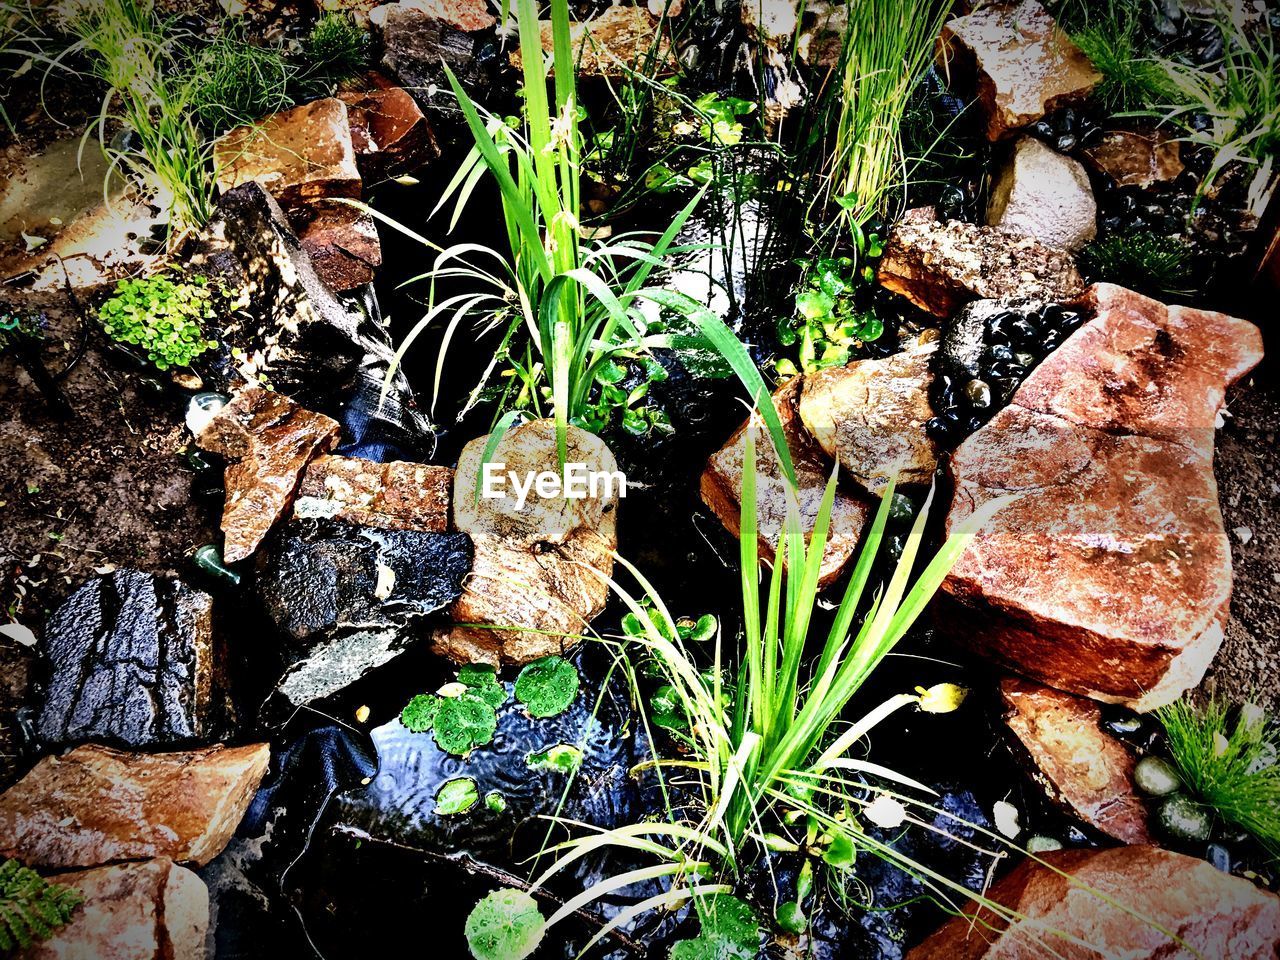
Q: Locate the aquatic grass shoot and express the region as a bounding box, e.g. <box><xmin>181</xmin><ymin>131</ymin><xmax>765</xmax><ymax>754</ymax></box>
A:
<box><xmin>1158</xmin><ymin>697</ymin><xmax>1280</xmax><ymax>857</ymax></box>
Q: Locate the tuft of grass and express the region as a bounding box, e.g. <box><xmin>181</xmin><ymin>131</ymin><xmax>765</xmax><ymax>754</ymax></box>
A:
<box><xmin>1080</xmin><ymin>231</ymin><xmax>1194</xmax><ymax>296</ymax></box>
<box><xmin>303</xmin><ymin>12</ymin><xmax>370</xmax><ymax>84</ymax></box>
<box><xmin>185</xmin><ymin>27</ymin><xmax>294</xmax><ymax>132</ymax></box>
<box><xmin>1068</xmin><ymin>0</ymin><xmax>1180</xmax><ymax>112</ymax></box>
<box><xmin>1158</xmin><ymin>698</ymin><xmax>1280</xmax><ymax>857</ymax></box>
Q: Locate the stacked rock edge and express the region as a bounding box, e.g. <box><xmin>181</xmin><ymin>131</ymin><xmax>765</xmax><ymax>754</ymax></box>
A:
<box><xmin>907</xmin><ymin>845</ymin><xmax>1280</xmax><ymax>959</ymax></box>
<box><xmin>432</xmin><ymin>419</ymin><xmax>619</xmax><ymax>665</ymax></box>
<box><xmin>22</xmin><ymin>859</ymin><xmax>208</xmax><ymax>960</ymax></box>
<box><xmin>943</xmin><ymin>284</ymin><xmax>1263</xmax><ymax>711</ymax></box>
<box><xmin>0</xmin><ymin>742</ymin><xmax>270</xmax><ymax>869</ymax></box>
<box><xmin>701</xmin><ymin>378</ymin><xmax>871</xmax><ymax>589</ymax></box>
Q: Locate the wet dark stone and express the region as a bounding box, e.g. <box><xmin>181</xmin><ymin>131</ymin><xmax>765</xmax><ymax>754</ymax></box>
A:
<box><xmin>256</xmin><ymin>520</ymin><xmax>472</xmax><ymax>717</ymax></box>
<box><xmin>1207</xmin><ymin>842</ymin><xmax>1233</xmax><ymax>873</ymax></box>
<box><xmin>330</xmin><ymin>651</ymin><xmax>634</xmax><ymax>860</ymax></box>
<box><xmin>37</xmin><ymin>570</ymin><xmax>222</xmax><ymax>748</ymax></box>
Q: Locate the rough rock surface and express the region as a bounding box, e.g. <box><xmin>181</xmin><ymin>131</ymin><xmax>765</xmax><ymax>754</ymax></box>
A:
<box><xmin>374</xmin><ymin>0</ymin><xmax>498</xmax><ymax>91</ymax></box>
<box><xmin>22</xmin><ymin>859</ymin><xmax>208</xmax><ymax>960</ymax></box>
<box><xmin>433</xmin><ymin>419</ymin><xmax>618</xmax><ymax>665</ymax></box>
<box><xmin>943</xmin><ymin>284</ymin><xmax>1264</xmax><ymax>710</ymax></box>
<box><xmin>186</xmin><ymin>183</ymin><xmax>370</xmax><ymax>402</ymax></box>
<box><xmin>878</xmin><ymin>208</ymin><xmax>1086</xmax><ymax>318</ymax></box>
<box><xmin>1082</xmin><ymin>128</ymin><xmax>1184</xmax><ymax>189</ymax></box>
<box><xmin>257</xmin><ymin>519</ymin><xmax>471</xmax><ymax>713</ymax></box>
<box><xmin>37</xmin><ymin>571</ymin><xmax>220</xmax><ymax>749</ymax></box>
<box><xmin>339</xmin><ymin>84</ymin><xmax>438</xmax><ymax>181</ymax></box>
<box><xmin>1000</xmin><ymin>676</ymin><xmax>1151</xmax><ymax>844</ymax></box>
<box><xmin>0</xmin><ymin>742</ymin><xmax>269</xmax><ymax>868</ymax></box>
<box><xmin>939</xmin><ymin>0</ymin><xmax>1101</xmax><ymax>141</ymax></box>
<box><xmin>196</xmin><ymin>386</ymin><xmax>341</xmax><ymax>563</ymax></box>
<box><xmin>987</xmin><ymin>137</ymin><xmax>1097</xmax><ymax>253</ymax></box>
<box><xmin>798</xmin><ymin>337</ymin><xmax>940</xmax><ymax>495</ymax></box>
<box><xmin>509</xmin><ymin>6</ymin><xmax>675</xmax><ymax>77</ymax></box>
<box><xmin>286</xmin><ymin>199</ymin><xmax>382</xmax><ymax>293</ymax></box>
<box><xmin>701</xmin><ymin>378</ymin><xmax>871</xmax><ymax>589</ymax></box>
<box><xmin>907</xmin><ymin>846</ymin><xmax>1280</xmax><ymax>959</ymax></box>
<box><xmin>294</xmin><ymin>455</ymin><xmax>450</xmax><ymax>532</ymax></box>
<box><xmin>213</xmin><ymin>99</ymin><xmax>361</xmax><ymax>211</ymax></box>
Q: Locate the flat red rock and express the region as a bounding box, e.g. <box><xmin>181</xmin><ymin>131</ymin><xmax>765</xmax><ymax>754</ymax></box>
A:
<box><xmin>908</xmin><ymin>845</ymin><xmax>1280</xmax><ymax>959</ymax></box>
<box><xmin>0</xmin><ymin>743</ymin><xmax>269</xmax><ymax>869</ymax></box>
<box><xmin>944</xmin><ymin>284</ymin><xmax>1263</xmax><ymax>710</ymax></box>
<box><xmin>294</xmin><ymin>454</ymin><xmax>451</xmax><ymax>532</ymax></box>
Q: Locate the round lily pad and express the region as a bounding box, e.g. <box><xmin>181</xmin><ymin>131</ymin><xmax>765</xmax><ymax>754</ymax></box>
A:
<box><xmin>465</xmin><ymin>889</ymin><xmax>545</xmax><ymax>960</ymax></box>
<box><xmin>400</xmin><ymin>693</ymin><xmax>440</xmax><ymax>733</ymax></box>
<box><xmin>433</xmin><ymin>694</ymin><xmax>498</xmax><ymax>755</ymax></box>
<box><xmin>514</xmin><ymin>655</ymin><xmax>579</xmax><ymax>718</ymax></box>
<box><xmin>436</xmin><ymin>777</ymin><xmax>479</xmax><ymax>815</ymax></box>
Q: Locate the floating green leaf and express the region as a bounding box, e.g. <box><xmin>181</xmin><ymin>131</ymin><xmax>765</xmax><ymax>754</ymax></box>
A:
<box><xmin>400</xmin><ymin>693</ymin><xmax>441</xmax><ymax>733</ymax></box>
<box><xmin>670</xmin><ymin>893</ymin><xmax>760</xmax><ymax>960</ymax></box>
<box><xmin>434</xmin><ymin>694</ymin><xmax>498</xmax><ymax>755</ymax></box>
<box><xmin>526</xmin><ymin>744</ymin><xmax>583</xmax><ymax>775</ymax></box>
<box><xmin>460</xmin><ymin>664</ymin><xmax>508</xmax><ymax>710</ymax></box>
<box><xmin>485</xmin><ymin>791</ymin><xmax>507</xmax><ymax>814</ymax></box>
<box><xmin>436</xmin><ymin>777</ymin><xmax>480</xmax><ymax>815</ymax></box>
<box><xmin>465</xmin><ymin>888</ymin><xmax>545</xmax><ymax>960</ymax></box>
<box><xmin>514</xmin><ymin>656</ymin><xmax>579</xmax><ymax>718</ymax></box>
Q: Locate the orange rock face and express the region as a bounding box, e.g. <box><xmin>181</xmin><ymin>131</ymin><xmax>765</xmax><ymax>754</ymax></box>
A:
<box><xmin>197</xmin><ymin>387</ymin><xmax>341</xmax><ymax>563</ymax></box>
<box><xmin>22</xmin><ymin>859</ymin><xmax>208</xmax><ymax>960</ymax></box>
<box><xmin>0</xmin><ymin>743</ymin><xmax>269</xmax><ymax>869</ymax></box>
<box><xmin>294</xmin><ymin>454</ymin><xmax>451</xmax><ymax>532</ymax></box>
<box><xmin>1000</xmin><ymin>676</ymin><xmax>1150</xmax><ymax>844</ymax></box>
<box><xmin>701</xmin><ymin>378</ymin><xmax>870</xmax><ymax>589</ymax></box>
<box><xmin>908</xmin><ymin>846</ymin><xmax>1280</xmax><ymax>960</ymax></box>
<box><xmin>944</xmin><ymin>285</ymin><xmax>1263</xmax><ymax>710</ymax></box>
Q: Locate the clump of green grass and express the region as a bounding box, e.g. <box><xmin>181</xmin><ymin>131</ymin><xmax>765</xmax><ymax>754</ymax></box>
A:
<box><xmin>303</xmin><ymin>12</ymin><xmax>369</xmax><ymax>84</ymax></box>
<box><xmin>1068</xmin><ymin>0</ymin><xmax>1180</xmax><ymax>112</ymax></box>
<box><xmin>185</xmin><ymin>27</ymin><xmax>294</xmax><ymax>132</ymax></box>
<box><xmin>1080</xmin><ymin>231</ymin><xmax>1194</xmax><ymax>296</ymax></box>
<box><xmin>1158</xmin><ymin>698</ymin><xmax>1280</xmax><ymax>857</ymax></box>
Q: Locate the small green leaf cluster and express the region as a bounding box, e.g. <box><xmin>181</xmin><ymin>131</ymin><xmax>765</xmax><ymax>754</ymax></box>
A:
<box><xmin>97</xmin><ymin>275</ymin><xmax>220</xmax><ymax>371</ymax></box>
<box><xmin>399</xmin><ymin>664</ymin><xmax>508</xmax><ymax>756</ymax></box>
<box><xmin>671</xmin><ymin>894</ymin><xmax>760</xmax><ymax>960</ymax></box>
<box><xmin>644</xmin><ymin>91</ymin><xmax>756</xmax><ymax>195</ymax></box>
<box><xmin>0</xmin><ymin>859</ymin><xmax>83</xmax><ymax>951</ymax></box>
<box><xmin>0</xmin><ymin>309</ymin><xmax>42</xmax><ymax>351</ymax></box>
<box><xmin>776</xmin><ymin>255</ymin><xmax>885</xmax><ymax>377</ymax></box>
<box><xmin>571</xmin><ymin>355</ymin><xmax>673</xmax><ymax>438</ymax></box>
<box><xmin>514</xmin><ymin>656</ymin><xmax>579</xmax><ymax>718</ymax></box>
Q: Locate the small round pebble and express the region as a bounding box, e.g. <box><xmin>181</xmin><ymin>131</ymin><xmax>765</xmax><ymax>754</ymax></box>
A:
<box><xmin>1134</xmin><ymin>756</ymin><xmax>1182</xmax><ymax>797</ymax></box>
<box><xmin>1025</xmin><ymin>835</ymin><xmax>1064</xmax><ymax>854</ymax></box>
<box><xmin>1157</xmin><ymin>795</ymin><xmax>1213</xmax><ymax>843</ymax></box>
<box><xmin>1206</xmin><ymin>842</ymin><xmax>1232</xmax><ymax>874</ymax></box>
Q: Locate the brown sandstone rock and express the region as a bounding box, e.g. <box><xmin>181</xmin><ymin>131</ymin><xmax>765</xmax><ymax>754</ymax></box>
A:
<box><xmin>287</xmin><ymin>198</ymin><xmax>382</xmax><ymax>293</ymax></box>
<box><xmin>1000</xmin><ymin>676</ymin><xmax>1151</xmax><ymax>844</ymax></box>
<box><xmin>21</xmin><ymin>859</ymin><xmax>208</xmax><ymax>960</ymax></box>
<box><xmin>943</xmin><ymin>284</ymin><xmax>1263</xmax><ymax>710</ymax></box>
<box><xmin>294</xmin><ymin>454</ymin><xmax>451</xmax><ymax>532</ymax></box>
<box><xmin>213</xmin><ymin>99</ymin><xmax>361</xmax><ymax>211</ymax></box>
<box><xmin>0</xmin><ymin>742</ymin><xmax>270</xmax><ymax>869</ymax></box>
<box><xmin>432</xmin><ymin>420</ymin><xmax>619</xmax><ymax>665</ymax></box>
<box><xmin>987</xmin><ymin>136</ymin><xmax>1097</xmax><ymax>253</ymax></box>
<box><xmin>339</xmin><ymin>84</ymin><xmax>438</xmax><ymax>181</ymax></box>
<box><xmin>701</xmin><ymin>378</ymin><xmax>871</xmax><ymax>589</ymax></box>
<box><xmin>1083</xmin><ymin>128</ymin><xmax>1185</xmax><ymax>189</ymax></box>
<box><xmin>907</xmin><ymin>846</ymin><xmax>1280</xmax><ymax>959</ymax></box>
<box><xmin>196</xmin><ymin>386</ymin><xmax>341</xmax><ymax>563</ymax></box>
<box><xmin>939</xmin><ymin>0</ymin><xmax>1101</xmax><ymax>141</ymax></box>
<box><xmin>878</xmin><ymin>208</ymin><xmax>1085</xmax><ymax>318</ymax></box>
<box><xmin>798</xmin><ymin>338</ymin><xmax>940</xmax><ymax>495</ymax></box>
<box><xmin>509</xmin><ymin>6</ymin><xmax>676</xmax><ymax>77</ymax></box>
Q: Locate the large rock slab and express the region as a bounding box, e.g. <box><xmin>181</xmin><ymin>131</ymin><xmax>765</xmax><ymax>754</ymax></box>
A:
<box><xmin>943</xmin><ymin>284</ymin><xmax>1264</xmax><ymax>710</ymax></box>
<box><xmin>339</xmin><ymin>84</ymin><xmax>439</xmax><ymax>181</ymax></box>
<box><xmin>701</xmin><ymin>378</ymin><xmax>870</xmax><ymax>589</ymax></box>
<box><xmin>22</xmin><ymin>859</ymin><xmax>208</xmax><ymax>960</ymax></box>
<box><xmin>878</xmin><ymin>208</ymin><xmax>1086</xmax><ymax>318</ymax></box>
<box><xmin>373</xmin><ymin>0</ymin><xmax>498</xmax><ymax>92</ymax></box>
<box><xmin>186</xmin><ymin>182</ymin><xmax>370</xmax><ymax>403</ymax></box>
<box><xmin>907</xmin><ymin>846</ymin><xmax>1280</xmax><ymax>959</ymax></box>
<box><xmin>432</xmin><ymin>420</ymin><xmax>618</xmax><ymax>666</ymax></box>
<box><xmin>257</xmin><ymin>519</ymin><xmax>471</xmax><ymax>714</ymax></box>
<box><xmin>38</xmin><ymin>571</ymin><xmax>221</xmax><ymax>749</ymax></box>
<box><xmin>1082</xmin><ymin>128</ymin><xmax>1184</xmax><ymax>189</ymax></box>
<box><xmin>0</xmin><ymin>742</ymin><xmax>269</xmax><ymax>869</ymax></box>
<box><xmin>213</xmin><ymin>99</ymin><xmax>361</xmax><ymax>211</ymax></box>
<box><xmin>1000</xmin><ymin>676</ymin><xmax>1150</xmax><ymax>844</ymax></box>
<box><xmin>987</xmin><ymin>136</ymin><xmax>1097</xmax><ymax>253</ymax></box>
<box><xmin>508</xmin><ymin>6</ymin><xmax>676</xmax><ymax>77</ymax></box>
<box><xmin>939</xmin><ymin>0</ymin><xmax>1101</xmax><ymax>141</ymax></box>
<box><xmin>286</xmin><ymin>198</ymin><xmax>382</xmax><ymax>293</ymax></box>
<box><xmin>798</xmin><ymin>338</ymin><xmax>940</xmax><ymax>495</ymax></box>
<box><xmin>294</xmin><ymin>454</ymin><xmax>450</xmax><ymax>531</ymax></box>
<box><xmin>196</xmin><ymin>386</ymin><xmax>341</xmax><ymax>563</ymax></box>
